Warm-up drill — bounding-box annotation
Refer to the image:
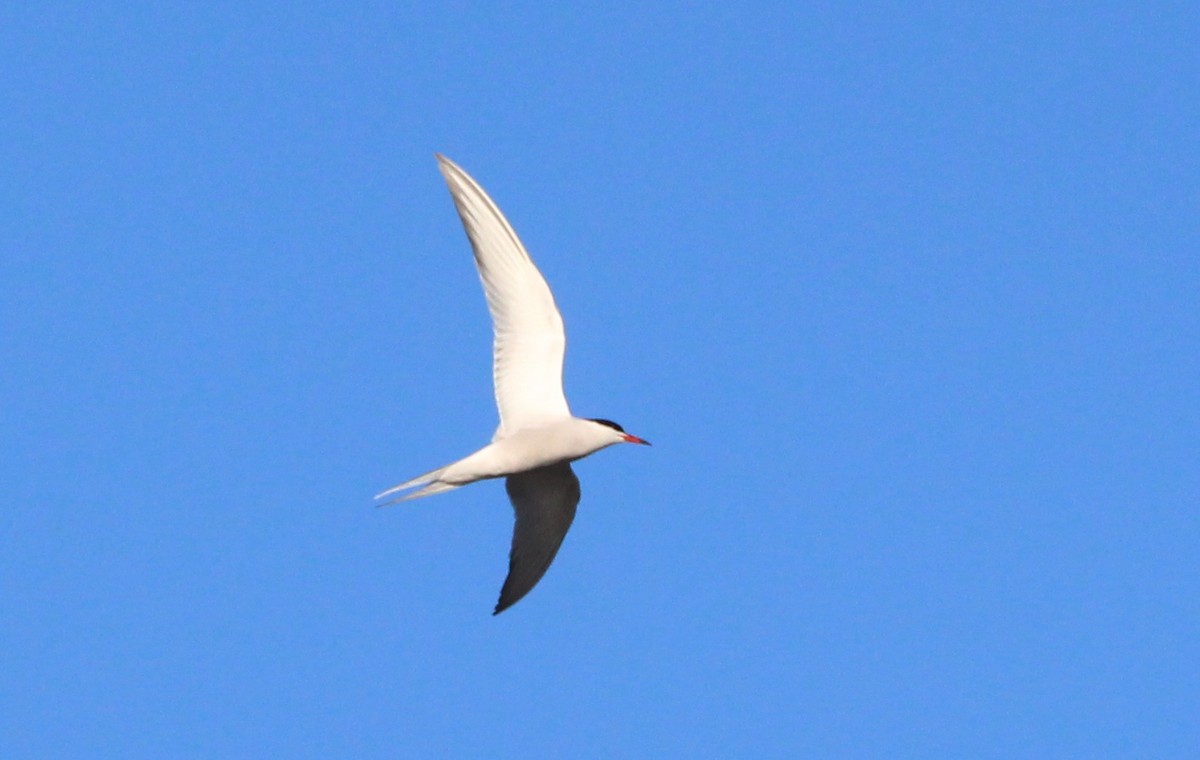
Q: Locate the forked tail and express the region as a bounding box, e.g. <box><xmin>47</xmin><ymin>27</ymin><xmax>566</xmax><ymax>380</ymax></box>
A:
<box><xmin>374</xmin><ymin>464</ymin><xmax>462</xmax><ymax>506</ymax></box>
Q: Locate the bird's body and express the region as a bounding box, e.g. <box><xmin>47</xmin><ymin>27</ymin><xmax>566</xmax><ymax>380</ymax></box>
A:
<box><xmin>377</xmin><ymin>418</ymin><xmax>635</xmax><ymax>501</ymax></box>
<box><xmin>378</xmin><ymin>154</ymin><xmax>648</xmax><ymax>614</ymax></box>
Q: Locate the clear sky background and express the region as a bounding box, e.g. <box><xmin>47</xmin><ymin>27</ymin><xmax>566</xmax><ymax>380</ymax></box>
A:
<box><xmin>2</xmin><ymin>3</ymin><xmax>1196</xmax><ymax>757</ymax></box>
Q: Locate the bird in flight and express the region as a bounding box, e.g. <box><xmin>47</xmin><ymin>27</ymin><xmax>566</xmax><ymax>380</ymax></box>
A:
<box><xmin>377</xmin><ymin>154</ymin><xmax>650</xmax><ymax>615</ymax></box>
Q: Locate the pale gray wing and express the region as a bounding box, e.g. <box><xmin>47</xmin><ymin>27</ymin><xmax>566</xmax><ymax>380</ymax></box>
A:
<box><xmin>435</xmin><ymin>154</ymin><xmax>571</xmax><ymax>437</ymax></box>
<box><xmin>494</xmin><ymin>462</ymin><xmax>581</xmax><ymax>615</ymax></box>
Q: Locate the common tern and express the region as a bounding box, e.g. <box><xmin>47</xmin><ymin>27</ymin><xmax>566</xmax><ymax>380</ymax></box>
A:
<box><xmin>377</xmin><ymin>154</ymin><xmax>650</xmax><ymax>615</ymax></box>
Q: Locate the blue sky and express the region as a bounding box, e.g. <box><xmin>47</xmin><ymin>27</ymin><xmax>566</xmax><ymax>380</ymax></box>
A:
<box><xmin>2</xmin><ymin>2</ymin><xmax>1196</xmax><ymax>756</ymax></box>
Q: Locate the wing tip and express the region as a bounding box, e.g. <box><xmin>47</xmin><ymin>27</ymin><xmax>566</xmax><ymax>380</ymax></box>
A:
<box><xmin>435</xmin><ymin>152</ymin><xmax>460</xmax><ymax>176</ymax></box>
<box><xmin>493</xmin><ymin>586</ymin><xmax>517</xmax><ymax>616</ymax></box>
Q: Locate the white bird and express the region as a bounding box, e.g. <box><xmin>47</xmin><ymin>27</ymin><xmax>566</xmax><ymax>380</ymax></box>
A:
<box><xmin>378</xmin><ymin>154</ymin><xmax>650</xmax><ymax>615</ymax></box>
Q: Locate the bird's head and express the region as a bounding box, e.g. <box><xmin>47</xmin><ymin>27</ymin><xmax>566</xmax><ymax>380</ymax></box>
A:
<box><xmin>587</xmin><ymin>418</ymin><xmax>651</xmax><ymax>446</ymax></box>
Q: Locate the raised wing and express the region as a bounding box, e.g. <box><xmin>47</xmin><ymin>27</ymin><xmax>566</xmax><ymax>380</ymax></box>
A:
<box><xmin>436</xmin><ymin>155</ymin><xmax>570</xmax><ymax>436</ymax></box>
<box><xmin>494</xmin><ymin>462</ymin><xmax>581</xmax><ymax>614</ymax></box>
